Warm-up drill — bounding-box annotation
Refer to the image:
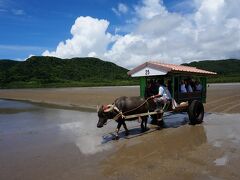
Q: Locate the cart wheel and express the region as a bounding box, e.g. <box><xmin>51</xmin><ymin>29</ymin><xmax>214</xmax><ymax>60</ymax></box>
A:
<box><xmin>188</xmin><ymin>100</ymin><xmax>204</xmax><ymax>125</ymax></box>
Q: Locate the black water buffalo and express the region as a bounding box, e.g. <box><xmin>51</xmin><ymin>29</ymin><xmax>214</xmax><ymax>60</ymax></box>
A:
<box><xmin>97</xmin><ymin>96</ymin><xmax>157</xmax><ymax>139</ymax></box>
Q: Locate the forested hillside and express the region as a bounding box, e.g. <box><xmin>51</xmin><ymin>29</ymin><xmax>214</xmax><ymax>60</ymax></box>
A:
<box><xmin>182</xmin><ymin>59</ymin><xmax>240</xmax><ymax>83</ymax></box>
<box><xmin>0</xmin><ymin>56</ymin><xmax>136</xmax><ymax>88</ymax></box>
<box><xmin>0</xmin><ymin>57</ymin><xmax>239</xmax><ymax>88</ymax></box>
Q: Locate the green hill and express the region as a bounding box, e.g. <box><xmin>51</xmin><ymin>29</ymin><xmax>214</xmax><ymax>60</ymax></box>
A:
<box><xmin>182</xmin><ymin>59</ymin><xmax>240</xmax><ymax>83</ymax></box>
<box><xmin>0</xmin><ymin>57</ymin><xmax>239</xmax><ymax>88</ymax></box>
<box><xmin>0</xmin><ymin>56</ymin><xmax>136</xmax><ymax>88</ymax></box>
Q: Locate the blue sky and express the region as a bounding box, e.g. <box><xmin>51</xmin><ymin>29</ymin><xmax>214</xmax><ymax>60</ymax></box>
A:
<box><xmin>0</xmin><ymin>0</ymin><xmax>239</xmax><ymax>68</ymax></box>
<box><xmin>0</xmin><ymin>0</ymin><xmax>192</xmax><ymax>60</ymax></box>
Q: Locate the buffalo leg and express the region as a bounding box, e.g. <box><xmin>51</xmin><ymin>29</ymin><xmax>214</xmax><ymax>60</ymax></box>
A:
<box><xmin>157</xmin><ymin>112</ymin><xmax>164</xmax><ymax>129</ymax></box>
<box><xmin>122</xmin><ymin>121</ymin><xmax>129</xmax><ymax>136</ymax></box>
<box><xmin>142</xmin><ymin>117</ymin><xmax>148</xmax><ymax>131</ymax></box>
<box><xmin>144</xmin><ymin>117</ymin><xmax>148</xmax><ymax>131</ymax></box>
<box><xmin>141</xmin><ymin>117</ymin><xmax>148</xmax><ymax>132</ymax></box>
<box><xmin>113</xmin><ymin>121</ymin><xmax>122</xmax><ymax>140</ymax></box>
<box><xmin>141</xmin><ymin>118</ymin><xmax>144</xmax><ymax>132</ymax></box>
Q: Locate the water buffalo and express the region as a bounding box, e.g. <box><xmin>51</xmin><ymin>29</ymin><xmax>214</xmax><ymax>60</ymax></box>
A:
<box><xmin>97</xmin><ymin>96</ymin><xmax>157</xmax><ymax>140</ymax></box>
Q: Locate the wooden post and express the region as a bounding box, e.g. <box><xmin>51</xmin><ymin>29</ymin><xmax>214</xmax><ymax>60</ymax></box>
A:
<box><xmin>140</xmin><ymin>77</ymin><xmax>146</xmax><ymax>97</ymax></box>
<box><xmin>200</xmin><ymin>77</ymin><xmax>207</xmax><ymax>103</ymax></box>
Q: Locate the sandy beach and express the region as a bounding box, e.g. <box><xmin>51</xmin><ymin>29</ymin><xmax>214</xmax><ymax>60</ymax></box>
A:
<box><xmin>0</xmin><ymin>83</ymin><xmax>240</xmax><ymax>113</ymax></box>
<box><xmin>0</xmin><ymin>83</ymin><xmax>240</xmax><ymax>180</ymax></box>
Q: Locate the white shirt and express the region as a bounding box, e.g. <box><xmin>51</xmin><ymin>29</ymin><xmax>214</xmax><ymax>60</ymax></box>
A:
<box><xmin>159</xmin><ymin>85</ymin><xmax>172</xmax><ymax>100</ymax></box>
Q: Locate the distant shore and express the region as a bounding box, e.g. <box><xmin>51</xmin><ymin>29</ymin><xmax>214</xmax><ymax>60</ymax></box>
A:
<box><xmin>0</xmin><ymin>83</ymin><xmax>240</xmax><ymax>113</ymax></box>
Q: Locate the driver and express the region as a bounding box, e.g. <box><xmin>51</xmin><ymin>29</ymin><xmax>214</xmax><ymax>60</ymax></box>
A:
<box><xmin>154</xmin><ymin>79</ymin><xmax>172</xmax><ymax>110</ymax></box>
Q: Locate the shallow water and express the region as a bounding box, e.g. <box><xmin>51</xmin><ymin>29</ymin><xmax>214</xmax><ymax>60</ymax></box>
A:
<box><xmin>0</xmin><ymin>99</ymin><xmax>240</xmax><ymax>180</ymax></box>
<box><xmin>0</xmin><ymin>99</ymin><xmax>114</xmax><ymax>155</ymax></box>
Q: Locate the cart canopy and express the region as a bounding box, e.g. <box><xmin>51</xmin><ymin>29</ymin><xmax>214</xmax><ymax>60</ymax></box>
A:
<box><xmin>127</xmin><ymin>61</ymin><xmax>217</xmax><ymax>77</ymax></box>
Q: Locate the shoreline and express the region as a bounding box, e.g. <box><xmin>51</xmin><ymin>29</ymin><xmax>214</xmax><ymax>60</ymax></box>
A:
<box><xmin>0</xmin><ymin>83</ymin><xmax>240</xmax><ymax>113</ymax></box>
<box><xmin>0</xmin><ymin>82</ymin><xmax>239</xmax><ymax>89</ymax></box>
<box><xmin>0</xmin><ymin>98</ymin><xmax>97</xmax><ymax>112</ymax></box>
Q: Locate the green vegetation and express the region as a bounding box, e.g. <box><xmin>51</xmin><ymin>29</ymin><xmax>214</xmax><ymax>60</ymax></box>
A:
<box><xmin>0</xmin><ymin>57</ymin><xmax>239</xmax><ymax>88</ymax></box>
<box><xmin>182</xmin><ymin>59</ymin><xmax>240</xmax><ymax>83</ymax></box>
<box><xmin>0</xmin><ymin>56</ymin><xmax>138</xmax><ymax>88</ymax></box>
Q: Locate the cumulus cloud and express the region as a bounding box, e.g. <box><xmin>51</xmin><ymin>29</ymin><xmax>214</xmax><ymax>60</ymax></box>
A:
<box><xmin>43</xmin><ymin>16</ymin><xmax>113</xmax><ymax>58</ymax></box>
<box><xmin>105</xmin><ymin>0</ymin><xmax>240</xmax><ymax>68</ymax></box>
<box><xmin>42</xmin><ymin>0</ymin><xmax>240</xmax><ymax>68</ymax></box>
<box><xmin>135</xmin><ymin>0</ymin><xmax>167</xmax><ymax>19</ymax></box>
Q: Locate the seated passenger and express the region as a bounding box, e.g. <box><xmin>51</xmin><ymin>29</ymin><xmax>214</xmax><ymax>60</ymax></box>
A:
<box><xmin>190</xmin><ymin>79</ymin><xmax>196</xmax><ymax>91</ymax></box>
<box><xmin>186</xmin><ymin>79</ymin><xmax>193</xmax><ymax>92</ymax></box>
<box><xmin>180</xmin><ymin>80</ymin><xmax>187</xmax><ymax>93</ymax></box>
<box><xmin>195</xmin><ymin>80</ymin><xmax>202</xmax><ymax>91</ymax></box>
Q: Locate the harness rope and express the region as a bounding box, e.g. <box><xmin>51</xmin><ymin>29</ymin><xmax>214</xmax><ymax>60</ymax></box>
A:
<box><xmin>112</xmin><ymin>95</ymin><xmax>161</xmax><ymax>120</ymax></box>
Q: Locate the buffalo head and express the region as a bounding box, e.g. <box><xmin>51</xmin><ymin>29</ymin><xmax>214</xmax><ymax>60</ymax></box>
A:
<box><xmin>97</xmin><ymin>104</ymin><xmax>115</xmax><ymax>128</ymax></box>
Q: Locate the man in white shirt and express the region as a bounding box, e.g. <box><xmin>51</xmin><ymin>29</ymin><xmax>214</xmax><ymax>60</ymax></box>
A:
<box><xmin>154</xmin><ymin>79</ymin><xmax>172</xmax><ymax>110</ymax></box>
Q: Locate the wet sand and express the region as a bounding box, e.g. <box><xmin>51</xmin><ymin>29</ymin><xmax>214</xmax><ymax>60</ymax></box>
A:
<box><xmin>0</xmin><ymin>83</ymin><xmax>240</xmax><ymax>113</ymax></box>
<box><xmin>0</xmin><ymin>84</ymin><xmax>240</xmax><ymax>180</ymax></box>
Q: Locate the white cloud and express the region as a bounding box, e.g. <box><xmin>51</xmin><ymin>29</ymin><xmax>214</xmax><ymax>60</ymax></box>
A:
<box><xmin>112</xmin><ymin>3</ymin><xmax>128</xmax><ymax>16</ymax></box>
<box><xmin>105</xmin><ymin>0</ymin><xmax>240</xmax><ymax>68</ymax></box>
<box><xmin>43</xmin><ymin>16</ymin><xmax>113</xmax><ymax>58</ymax></box>
<box><xmin>42</xmin><ymin>0</ymin><xmax>240</xmax><ymax>69</ymax></box>
<box><xmin>135</xmin><ymin>0</ymin><xmax>167</xmax><ymax>19</ymax></box>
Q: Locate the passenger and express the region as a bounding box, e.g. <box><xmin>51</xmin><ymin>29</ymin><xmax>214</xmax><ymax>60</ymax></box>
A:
<box><xmin>180</xmin><ymin>80</ymin><xmax>187</xmax><ymax>93</ymax></box>
<box><xmin>195</xmin><ymin>80</ymin><xmax>202</xmax><ymax>91</ymax></box>
<box><xmin>190</xmin><ymin>79</ymin><xmax>196</xmax><ymax>91</ymax></box>
<box><xmin>154</xmin><ymin>79</ymin><xmax>172</xmax><ymax>110</ymax></box>
<box><xmin>186</xmin><ymin>79</ymin><xmax>193</xmax><ymax>92</ymax></box>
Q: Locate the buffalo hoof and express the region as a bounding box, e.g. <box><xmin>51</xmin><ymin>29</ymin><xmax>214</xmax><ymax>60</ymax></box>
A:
<box><xmin>112</xmin><ymin>136</ymin><xmax>119</xmax><ymax>140</ymax></box>
<box><xmin>125</xmin><ymin>131</ymin><xmax>129</xmax><ymax>136</ymax></box>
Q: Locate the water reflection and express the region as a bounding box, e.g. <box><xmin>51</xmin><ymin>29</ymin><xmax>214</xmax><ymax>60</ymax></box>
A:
<box><xmin>0</xmin><ymin>99</ymin><xmax>113</xmax><ymax>155</ymax></box>
<box><xmin>1</xmin><ymin>99</ymin><xmax>240</xmax><ymax>157</ymax></box>
<box><xmin>2</xmin><ymin>99</ymin><xmax>240</xmax><ymax>180</ymax></box>
<box><xmin>58</xmin><ymin>120</ymin><xmax>113</xmax><ymax>155</ymax></box>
